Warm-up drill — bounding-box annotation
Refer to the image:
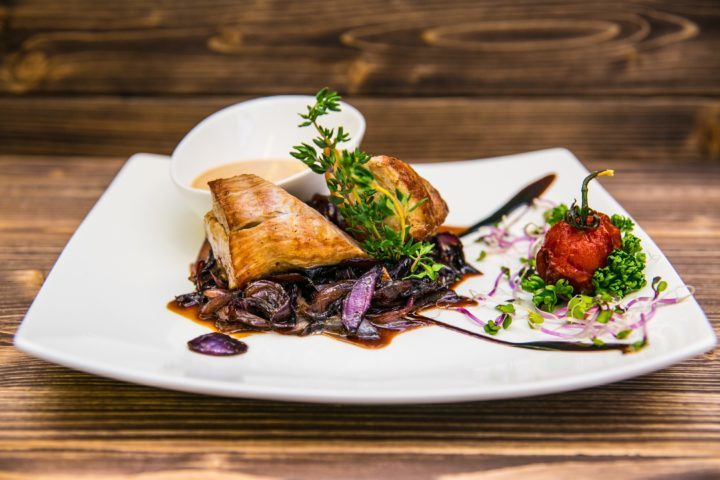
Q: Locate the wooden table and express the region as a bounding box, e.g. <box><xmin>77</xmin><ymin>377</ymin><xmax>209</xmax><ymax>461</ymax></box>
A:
<box><xmin>1</xmin><ymin>1</ymin><xmax>719</xmax><ymax>478</ymax></box>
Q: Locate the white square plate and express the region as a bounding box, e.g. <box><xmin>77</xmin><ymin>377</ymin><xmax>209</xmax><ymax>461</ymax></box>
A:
<box><xmin>14</xmin><ymin>149</ymin><xmax>716</xmax><ymax>404</ymax></box>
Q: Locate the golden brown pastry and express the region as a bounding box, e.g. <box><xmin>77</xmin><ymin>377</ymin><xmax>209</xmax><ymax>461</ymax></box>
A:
<box><xmin>366</xmin><ymin>155</ymin><xmax>448</xmax><ymax>240</ymax></box>
<box><xmin>206</xmin><ymin>174</ymin><xmax>368</xmax><ymax>289</ymax></box>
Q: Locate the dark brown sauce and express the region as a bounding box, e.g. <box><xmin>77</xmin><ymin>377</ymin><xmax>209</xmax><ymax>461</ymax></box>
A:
<box><xmin>324</xmin><ymin>324</ymin><xmax>428</xmax><ymax>349</ymax></box>
<box><xmin>167</xmin><ymin>300</ymin><xmax>199</xmax><ymax>322</ymax></box>
<box><xmin>449</xmin><ymin>272</ymin><xmax>484</xmax><ymax>290</ymax></box>
<box><xmin>167</xmin><ymin>301</ymin><xmax>255</xmax><ymax>339</ymax></box>
<box><xmin>410</xmin><ymin>314</ymin><xmax>640</xmax><ymax>354</ymax></box>
<box><xmin>167</xmin><ymin>300</ymin><xmax>424</xmax><ymax>349</ymax></box>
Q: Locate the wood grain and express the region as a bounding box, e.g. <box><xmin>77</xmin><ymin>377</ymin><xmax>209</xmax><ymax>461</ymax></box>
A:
<box><xmin>1</xmin><ymin>0</ymin><xmax>719</xmax><ymax>96</ymax></box>
<box><xmin>1</xmin><ymin>96</ymin><xmax>719</xmax><ymax>161</ymax></box>
<box><xmin>0</xmin><ymin>155</ymin><xmax>718</xmax><ymax>478</ymax></box>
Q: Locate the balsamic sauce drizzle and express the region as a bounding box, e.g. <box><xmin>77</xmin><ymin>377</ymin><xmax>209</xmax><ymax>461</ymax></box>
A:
<box><xmin>409</xmin><ymin>314</ymin><xmax>639</xmax><ymax>354</ymax></box>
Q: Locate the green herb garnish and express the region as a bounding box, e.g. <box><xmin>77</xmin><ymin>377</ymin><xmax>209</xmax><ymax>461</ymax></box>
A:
<box><xmin>567</xmin><ymin>294</ymin><xmax>594</xmax><ymax>319</ymax></box>
<box><xmin>544</xmin><ymin>203</ymin><xmax>569</xmax><ymax>226</ymax></box>
<box><xmin>592</xmin><ymin>232</ymin><xmax>647</xmax><ymax>298</ymax></box>
<box><xmin>527</xmin><ymin>311</ymin><xmax>545</xmax><ymax>328</ymax></box>
<box><xmin>611</xmin><ymin>214</ymin><xmax>635</xmax><ymax>234</ymax></box>
<box><xmin>652</xmin><ymin>276</ymin><xmax>668</xmax><ymax>295</ymax></box>
<box><xmin>596</xmin><ymin>309</ymin><xmax>612</xmax><ymax>324</ymax></box>
<box><xmin>521</xmin><ymin>274</ymin><xmax>574</xmax><ymax>312</ymax></box>
<box><xmin>615</xmin><ymin>329</ymin><xmax>632</xmax><ymax>339</ymax></box>
<box><xmin>495</xmin><ymin>303</ymin><xmax>516</xmax><ymax>315</ymax></box>
<box><xmin>482</xmin><ymin>304</ymin><xmax>516</xmax><ymax>332</ymax></box>
<box><xmin>291</xmin><ymin>88</ymin><xmax>443</xmax><ymax>280</ymax></box>
<box><xmin>519</xmin><ymin>256</ymin><xmax>536</xmax><ymax>269</ymax></box>
<box><xmin>484</xmin><ymin>319</ymin><xmax>502</xmax><ymax>335</ymax></box>
<box><xmin>630</xmin><ymin>338</ymin><xmax>648</xmax><ymax>351</ymax></box>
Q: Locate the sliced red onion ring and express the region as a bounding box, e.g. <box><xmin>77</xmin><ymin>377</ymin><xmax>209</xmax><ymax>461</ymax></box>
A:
<box><xmin>486</xmin><ymin>270</ymin><xmax>505</xmax><ymax>297</ymax></box>
<box><xmin>539</xmin><ymin>327</ymin><xmax>576</xmax><ymax>339</ymax></box>
<box><xmin>453</xmin><ymin>307</ymin><xmax>486</xmax><ymax>327</ymax></box>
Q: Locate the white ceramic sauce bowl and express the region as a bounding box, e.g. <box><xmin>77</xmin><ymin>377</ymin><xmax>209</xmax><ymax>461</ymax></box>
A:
<box><xmin>170</xmin><ymin>95</ymin><xmax>366</xmax><ymax>217</ymax></box>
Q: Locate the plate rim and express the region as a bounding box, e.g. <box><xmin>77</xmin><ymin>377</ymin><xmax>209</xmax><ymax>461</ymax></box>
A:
<box><xmin>14</xmin><ymin>324</ymin><xmax>716</xmax><ymax>404</ymax></box>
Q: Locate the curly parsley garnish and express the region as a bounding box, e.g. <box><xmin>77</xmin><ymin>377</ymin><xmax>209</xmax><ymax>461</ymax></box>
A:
<box><xmin>592</xmin><ymin>215</ymin><xmax>647</xmax><ymax>298</ymax></box>
<box><xmin>291</xmin><ymin>88</ymin><xmax>443</xmax><ymax>280</ymax></box>
<box><xmin>592</xmin><ymin>231</ymin><xmax>647</xmax><ymax>297</ymax></box>
<box><xmin>520</xmin><ymin>274</ymin><xmax>574</xmax><ymax>312</ymax></box>
<box><xmin>611</xmin><ymin>214</ymin><xmax>635</xmax><ymax>234</ymax></box>
<box><xmin>544</xmin><ymin>204</ymin><xmax>569</xmax><ymax>226</ymax></box>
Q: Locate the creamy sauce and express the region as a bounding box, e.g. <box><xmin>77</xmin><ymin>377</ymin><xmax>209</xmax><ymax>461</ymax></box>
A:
<box><xmin>191</xmin><ymin>160</ymin><xmax>308</xmax><ymax>190</ymax></box>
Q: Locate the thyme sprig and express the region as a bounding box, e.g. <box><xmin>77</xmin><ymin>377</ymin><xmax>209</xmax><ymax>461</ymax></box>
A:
<box><xmin>291</xmin><ymin>88</ymin><xmax>443</xmax><ymax>280</ymax></box>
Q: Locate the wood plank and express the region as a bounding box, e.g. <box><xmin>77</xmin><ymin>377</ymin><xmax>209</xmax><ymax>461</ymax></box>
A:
<box><xmin>1</xmin><ymin>96</ymin><xmax>719</xmax><ymax>161</ymax></box>
<box><xmin>0</xmin><ymin>447</ymin><xmax>716</xmax><ymax>480</ymax></box>
<box><xmin>1</xmin><ymin>0</ymin><xmax>719</xmax><ymax>96</ymax></box>
<box><xmin>0</xmin><ymin>156</ymin><xmax>717</xmax><ymax>479</ymax></box>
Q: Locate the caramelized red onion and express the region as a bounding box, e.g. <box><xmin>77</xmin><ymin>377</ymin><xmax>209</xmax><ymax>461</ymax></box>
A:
<box><xmin>242</xmin><ymin>280</ymin><xmax>291</xmax><ymax>322</ymax></box>
<box><xmin>178</xmin><ymin>231</ymin><xmax>478</xmax><ymax>355</ymax></box>
<box><xmin>198</xmin><ymin>289</ymin><xmax>232</xmax><ymax>319</ymax></box>
<box><xmin>373</xmin><ymin>280</ymin><xmax>414</xmax><ymax>306</ymax></box>
<box><xmin>312</xmin><ymin>281</ymin><xmax>356</xmax><ymax>313</ymax></box>
<box><xmin>433</xmin><ymin>232</ymin><xmax>479</xmax><ymax>277</ymax></box>
<box><xmin>367</xmin><ymin>298</ymin><xmax>417</xmax><ymax>325</ymax></box>
<box><xmin>216</xmin><ymin>306</ymin><xmax>272</xmax><ymax>332</ymax></box>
